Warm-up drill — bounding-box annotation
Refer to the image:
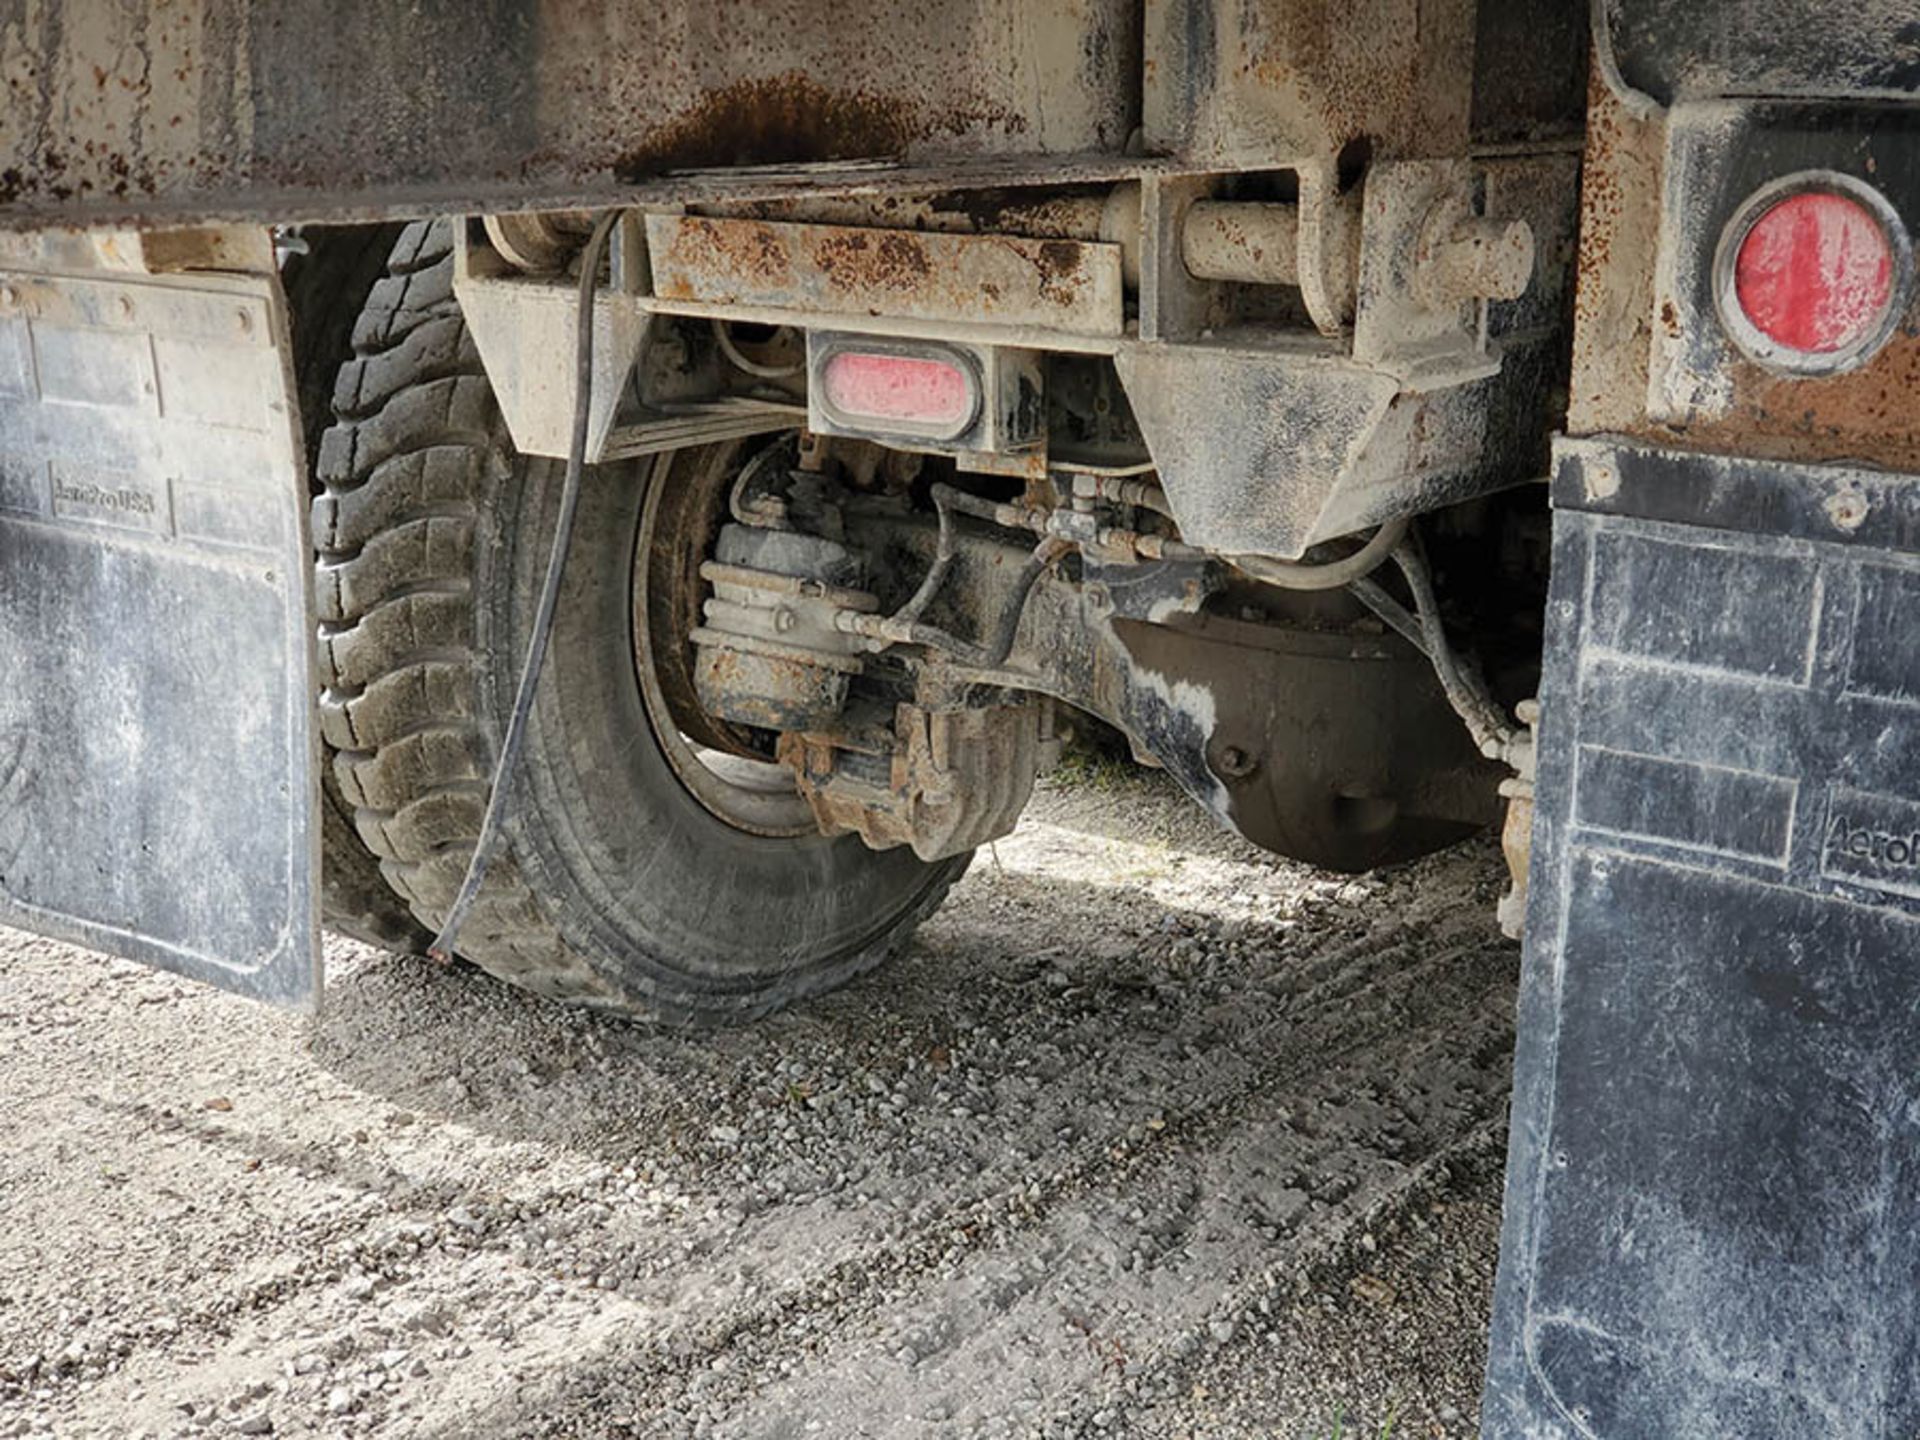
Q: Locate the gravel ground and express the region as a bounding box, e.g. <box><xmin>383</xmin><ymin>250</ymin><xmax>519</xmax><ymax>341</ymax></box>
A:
<box><xmin>0</xmin><ymin>770</ymin><xmax>1518</xmax><ymax>1440</ymax></box>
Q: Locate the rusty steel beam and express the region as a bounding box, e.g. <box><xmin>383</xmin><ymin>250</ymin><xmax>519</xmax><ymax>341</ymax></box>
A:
<box><xmin>0</xmin><ymin>0</ymin><xmax>1141</xmax><ymax>229</ymax></box>
<box><xmin>645</xmin><ymin>215</ymin><xmax>1128</xmax><ymax>338</ymax></box>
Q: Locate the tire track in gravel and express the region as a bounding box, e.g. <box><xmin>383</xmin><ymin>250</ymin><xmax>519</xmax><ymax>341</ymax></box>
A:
<box><xmin>0</xmin><ymin>773</ymin><xmax>1517</xmax><ymax>1440</ymax></box>
<box><xmin>491</xmin><ymin>1022</ymin><xmax>1513</xmax><ymax>1440</ymax></box>
<box><xmin>426</xmin><ymin>846</ymin><xmax>1518</xmax><ymax>1437</ymax></box>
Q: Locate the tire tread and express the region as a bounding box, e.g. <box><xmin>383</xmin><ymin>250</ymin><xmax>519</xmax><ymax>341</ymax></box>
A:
<box><xmin>312</xmin><ymin>220</ymin><xmax>961</xmax><ymax>1020</ymax></box>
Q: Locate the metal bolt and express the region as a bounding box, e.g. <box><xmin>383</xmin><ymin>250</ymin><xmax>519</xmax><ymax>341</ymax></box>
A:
<box><xmin>0</xmin><ymin>285</ymin><xmax>18</xmax><ymax>315</ymax></box>
<box><xmin>1216</xmin><ymin>745</ymin><xmax>1258</xmax><ymax>779</ymax></box>
<box><xmin>773</xmin><ymin>606</ymin><xmax>798</xmax><ymax>634</ymax></box>
<box><xmin>118</xmin><ymin>295</ymin><xmax>137</xmax><ymax>321</ymax></box>
<box><xmin>236</xmin><ymin>307</ymin><xmax>254</xmax><ymax>335</ymax></box>
<box><xmin>1582</xmin><ymin>459</ymin><xmax>1620</xmax><ymax>504</ymax></box>
<box><xmin>1825</xmin><ymin>486</ymin><xmax>1870</xmax><ymax>533</ymax></box>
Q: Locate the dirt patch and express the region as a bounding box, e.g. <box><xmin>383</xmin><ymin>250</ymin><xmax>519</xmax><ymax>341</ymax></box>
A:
<box><xmin>0</xmin><ymin>771</ymin><xmax>1516</xmax><ymax>1439</ymax></box>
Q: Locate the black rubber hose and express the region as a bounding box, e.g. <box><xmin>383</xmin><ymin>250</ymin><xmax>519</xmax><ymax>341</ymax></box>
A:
<box><xmin>887</xmin><ymin>487</ymin><xmax>957</xmax><ymax>627</ymax></box>
<box><xmin>429</xmin><ymin>210</ymin><xmax>621</xmax><ymax>963</ymax></box>
<box><xmin>1387</xmin><ymin>530</ymin><xmax>1513</xmax><ymax>755</ymax></box>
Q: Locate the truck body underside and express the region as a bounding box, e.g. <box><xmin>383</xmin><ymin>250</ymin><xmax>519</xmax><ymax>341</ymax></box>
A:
<box><xmin>2</xmin><ymin>2</ymin><xmax>1918</xmax><ymax>1435</ymax></box>
<box><xmin>0</xmin><ymin>0</ymin><xmax>1589</xmax><ymax>1000</ymax></box>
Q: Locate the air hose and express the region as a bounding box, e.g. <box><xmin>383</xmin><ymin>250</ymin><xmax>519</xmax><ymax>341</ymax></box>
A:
<box><xmin>429</xmin><ymin>209</ymin><xmax>621</xmax><ymax>963</ymax></box>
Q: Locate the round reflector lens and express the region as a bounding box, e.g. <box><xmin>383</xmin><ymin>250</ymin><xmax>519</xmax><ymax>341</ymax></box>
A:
<box><xmin>1732</xmin><ymin>190</ymin><xmax>1895</xmax><ymax>357</ymax></box>
<box><xmin>820</xmin><ymin>351</ymin><xmax>976</xmax><ymax>436</ymax></box>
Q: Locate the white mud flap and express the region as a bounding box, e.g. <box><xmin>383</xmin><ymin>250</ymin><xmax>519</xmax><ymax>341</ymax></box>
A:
<box><xmin>0</xmin><ymin>230</ymin><xmax>319</xmax><ymax>1008</ymax></box>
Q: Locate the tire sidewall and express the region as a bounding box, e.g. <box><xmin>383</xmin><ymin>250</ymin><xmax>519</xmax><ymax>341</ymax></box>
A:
<box><xmin>474</xmin><ymin>444</ymin><xmax>965</xmax><ymax>1011</ymax></box>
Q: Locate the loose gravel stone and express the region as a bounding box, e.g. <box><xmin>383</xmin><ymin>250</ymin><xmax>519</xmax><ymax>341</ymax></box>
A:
<box><xmin>0</xmin><ymin>773</ymin><xmax>1514</xmax><ymax>1439</ymax></box>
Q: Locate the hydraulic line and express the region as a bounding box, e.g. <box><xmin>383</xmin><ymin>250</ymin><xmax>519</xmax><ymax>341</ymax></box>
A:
<box><xmin>1074</xmin><ymin>473</ymin><xmax>1177</xmax><ymax>519</ymax></box>
<box><xmin>1230</xmin><ymin>515</ymin><xmax>1512</xmax><ymax>752</ymax></box>
<box><xmin>847</xmin><ymin>532</ymin><xmax>1067</xmax><ymax>668</ymax></box>
<box><xmin>886</xmin><ymin>485</ymin><xmax>958</xmax><ymax>628</ymax></box>
<box><xmin>1382</xmin><ymin>530</ymin><xmax>1515</xmax><ymax>756</ymax></box>
<box><xmin>931</xmin><ymin>482</ymin><xmax>1049</xmax><ymax>537</ymax></box>
<box><xmin>429</xmin><ymin>209</ymin><xmax>621</xmax><ymax>964</ymax></box>
<box><xmin>1228</xmin><ymin>517</ymin><xmax>1408</xmax><ymax>592</ymax></box>
<box><xmin>982</xmin><ymin>537</ymin><xmax>1070</xmax><ymax>666</ymax></box>
<box><xmin>1347</xmin><ymin>575</ymin><xmax>1429</xmax><ymax>654</ymax></box>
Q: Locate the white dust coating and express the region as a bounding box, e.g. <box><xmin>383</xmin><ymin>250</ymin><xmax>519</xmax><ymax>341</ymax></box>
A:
<box><xmin>0</xmin><ymin>772</ymin><xmax>1516</xmax><ymax>1439</ymax></box>
<box><xmin>1126</xmin><ymin>660</ymin><xmax>1230</xmax><ymax>814</ymax></box>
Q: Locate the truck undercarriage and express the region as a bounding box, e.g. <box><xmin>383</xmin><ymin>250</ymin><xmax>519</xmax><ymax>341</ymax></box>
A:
<box><xmin>1</xmin><ymin>2</ymin><xmax>1916</xmax><ymax>1434</ymax></box>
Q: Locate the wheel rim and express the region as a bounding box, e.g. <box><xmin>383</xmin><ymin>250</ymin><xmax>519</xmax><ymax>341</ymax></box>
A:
<box><xmin>630</xmin><ymin>442</ymin><xmax>819</xmax><ymax>838</ymax></box>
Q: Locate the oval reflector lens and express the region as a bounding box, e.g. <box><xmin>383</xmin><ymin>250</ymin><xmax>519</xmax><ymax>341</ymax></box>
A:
<box><xmin>1733</xmin><ymin>190</ymin><xmax>1895</xmax><ymax>356</ymax></box>
<box><xmin>820</xmin><ymin>351</ymin><xmax>974</xmax><ymax>433</ymax></box>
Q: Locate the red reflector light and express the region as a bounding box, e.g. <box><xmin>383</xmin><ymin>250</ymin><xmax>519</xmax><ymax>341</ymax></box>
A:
<box><xmin>1735</xmin><ymin>193</ymin><xmax>1892</xmax><ymax>352</ymax></box>
<box><xmin>818</xmin><ymin>350</ymin><xmax>977</xmax><ymax>438</ymax></box>
<box><xmin>1719</xmin><ymin>178</ymin><xmax>1909</xmax><ymax>373</ymax></box>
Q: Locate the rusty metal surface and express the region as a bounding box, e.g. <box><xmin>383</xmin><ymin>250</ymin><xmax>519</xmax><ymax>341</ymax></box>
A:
<box><xmin>704</xmin><ymin>187</ymin><xmax>1147</xmax><ymax>290</ymax></box>
<box><xmin>1143</xmin><ymin>0</ymin><xmax>1477</xmax><ymax>167</ymax></box>
<box><xmin>1571</xmin><ymin>87</ymin><xmax>1920</xmax><ymax>471</ymax></box>
<box><xmin>1293</xmin><ymin>162</ymin><xmax>1364</xmax><ymax>335</ymax></box>
<box><xmin>689</xmin><ymin>520</ymin><xmax>876</xmax><ymax>733</ymax></box>
<box><xmin>1137</xmin><ymin>173</ymin><xmax>1219</xmax><ymax>342</ymax></box>
<box><xmin>647</xmin><ymin>215</ymin><xmax>1127</xmax><ymax>338</ymax></box>
<box><xmin>1115</xmin><ymin>144</ymin><xmax>1575</xmax><ymax>559</ymax></box>
<box><xmin>1647</xmin><ymin>101</ymin><xmax>1920</xmax><ymax>472</ymax></box>
<box><xmin>1599</xmin><ymin>0</ymin><xmax>1920</xmax><ymax>107</ymax></box>
<box><xmin>1180</xmin><ymin>200</ymin><xmax>1301</xmax><ymax>286</ymax></box>
<box><xmin>1350</xmin><ymin>160</ymin><xmax>1496</xmax><ymax>376</ymax></box>
<box><xmin>0</xmin><ymin>0</ymin><xmax>1139</xmax><ymax>228</ymax></box>
<box><xmin>779</xmin><ymin>701</ymin><xmax>1044</xmax><ymax>862</ymax></box>
<box><xmin>693</xmin><ymin>642</ymin><xmax>859</xmax><ymax>733</ymax></box>
<box><xmin>1564</xmin><ymin>70</ymin><xmax>1665</xmax><ymax>439</ymax></box>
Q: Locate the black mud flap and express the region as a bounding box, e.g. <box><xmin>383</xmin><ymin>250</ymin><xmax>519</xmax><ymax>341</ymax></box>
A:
<box><xmin>0</xmin><ymin>237</ymin><xmax>320</xmax><ymax>1008</ymax></box>
<box><xmin>1484</xmin><ymin>438</ymin><xmax>1920</xmax><ymax>1437</ymax></box>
